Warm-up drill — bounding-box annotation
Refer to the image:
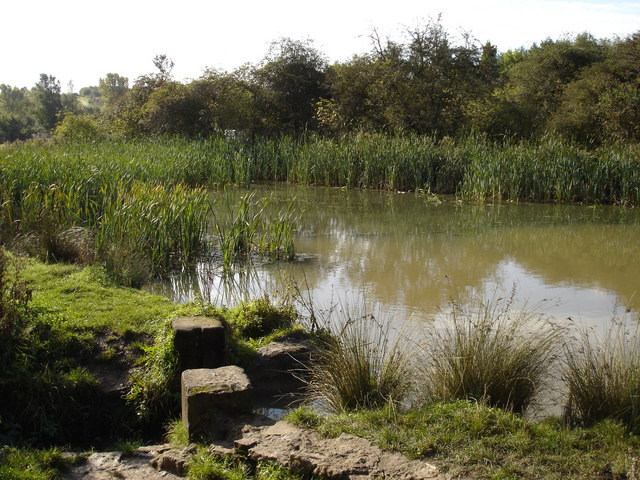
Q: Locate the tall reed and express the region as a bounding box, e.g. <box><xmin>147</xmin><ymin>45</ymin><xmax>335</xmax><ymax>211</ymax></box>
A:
<box><xmin>211</xmin><ymin>192</ymin><xmax>298</xmax><ymax>272</ymax></box>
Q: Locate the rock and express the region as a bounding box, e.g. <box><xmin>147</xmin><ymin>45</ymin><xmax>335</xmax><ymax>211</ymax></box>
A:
<box><xmin>181</xmin><ymin>366</ymin><xmax>253</xmax><ymax>441</ymax></box>
<box><xmin>233</xmin><ymin>420</ymin><xmax>445</xmax><ymax>480</ymax></box>
<box><xmin>62</xmin><ymin>448</ymin><xmax>183</xmax><ymax>480</ymax></box>
<box><xmin>151</xmin><ymin>445</ymin><xmax>196</xmax><ymax>476</ymax></box>
<box><xmin>172</xmin><ymin>316</ymin><xmax>225</xmax><ymax>371</ymax></box>
<box><xmin>246</xmin><ymin>331</ymin><xmax>317</xmax><ymax>403</ymax></box>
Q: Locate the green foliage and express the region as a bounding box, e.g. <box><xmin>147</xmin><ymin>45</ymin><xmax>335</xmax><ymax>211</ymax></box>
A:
<box><xmin>0</xmin><ymin>249</ymin><xmax>109</xmax><ymax>445</ymax></box>
<box><xmin>212</xmin><ymin>192</ymin><xmax>298</xmax><ymax>272</ymax></box>
<box><xmin>253</xmin><ymin>38</ymin><xmax>328</xmax><ymax>134</ymax></box>
<box><xmin>32</xmin><ymin>74</ymin><xmax>63</xmax><ymax>132</ymax></box>
<box><xmin>126</xmin><ymin>322</ymin><xmax>179</xmax><ymax>423</ymax></box>
<box><xmin>165</xmin><ymin>418</ymin><xmax>189</xmax><ymax>447</ymax></box>
<box><xmin>0</xmin><ymin>253</ymin><xmax>181</xmax><ymax>444</ymax></box>
<box><xmin>98</xmin><ymin>73</ymin><xmax>128</xmax><ymax>108</ymax></box>
<box><xmin>187</xmin><ymin>449</ymin><xmax>248</xmax><ymax>480</ymax></box>
<box><xmin>3</xmin><ymin>27</ymin><xmax>640</xmax><ymax>144</ymax></box>
<box><xmin>417</xmin><ymin>289</ymin><xmax>560</xmax><ymax>414</ymax></box>
<box><xmin>0</xmin><ymin>446</ymin><xmax>79</xmax><ymax>480</ymax></box>
<box><xmin>19</xmin><ymin>259</ymin><xmax>177</xmax><ymax>335</ymax></box>
<box><xmin>563</xmin><ymin>319</ymin><xmax>640</xmax><ymax>432</ymax></box>
<box><xmin>187</xmin><ymin>449</ymin><xmax>303</xmax><ymax>480</ymax></box>
<box><xmin>228</xmin><ymin>296</ymin><xmax>296</xmax><ymax>338</ymax></box>
<box><xmin>53</xmin><ymin>113</ymin><xmax>105</xmax><ymax>142</ymax></box>
<box><xmin>95</xmin><ymin>181</ymin><xmax>210</xmax><ymax>285</ymax></box>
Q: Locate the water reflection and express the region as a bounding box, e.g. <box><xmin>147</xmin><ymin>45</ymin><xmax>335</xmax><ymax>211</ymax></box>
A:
<box><xmin>145</xmin><ymin>184</ymin><xmax>640</xmax><ymax>329</ymax></box>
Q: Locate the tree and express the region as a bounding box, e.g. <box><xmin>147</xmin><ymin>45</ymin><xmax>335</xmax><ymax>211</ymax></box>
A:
<box><xmin>153</xmin><ymin>54</ymin><xmax>174</xmax><ymax>83</ymax></box>
<box><xmin>253</xmin><ymin>38</ymin><xmax>328</xmax><ymax>134</ymax></box>
<box><xmin>32</xmin><ymin>73</ymin><xmax>62</xmax><ymax>132</ymax></box>
<box><xmin>98</xmin><ymin>73</ymin><xmax>129</xmax><ymax>107</ymax></box>
<box><xmin>192</xmin><ymin>69</ymin><xmax>259</xmax><ymax>133</ymax></box>
<box><xmin>496</xmin><ymin>34</ymin><xmax>607</xmax><ymax>137</ymax></box>
<box><xmin>339</xmin><ymin>20</ymin><xmax>485</xmax><ymax>136</ymax></box>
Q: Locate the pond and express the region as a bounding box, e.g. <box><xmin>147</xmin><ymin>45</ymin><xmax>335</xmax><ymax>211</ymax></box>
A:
<box><xmin>145</xmin><ymin>183</ymin><xmax>640</xmax><ymax>333</ymax></box>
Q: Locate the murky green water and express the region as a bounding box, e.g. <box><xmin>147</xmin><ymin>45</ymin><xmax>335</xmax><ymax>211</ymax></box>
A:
<box><xmin>147</xmin><ymin>184</ymin><xmax>640</xmax><ymax>331</ymax></box>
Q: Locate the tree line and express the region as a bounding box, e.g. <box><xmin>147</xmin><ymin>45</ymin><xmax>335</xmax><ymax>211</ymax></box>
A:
<box><xmin>1</xmin><ymin>20</ymin><xmax>639</xmax><ymax>145</ymax></box>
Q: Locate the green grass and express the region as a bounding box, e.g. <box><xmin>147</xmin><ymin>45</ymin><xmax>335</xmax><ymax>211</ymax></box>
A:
<box><xmin>287</xmin><ymin>401</ymin><xmax>640</xmax><ymax>480</ymax></box>
<box><xmin>0</xmin><ymin>446</ymin><xmax>83</xmax><ymax>480</ymax></box>
<box><xmin>0</xmin><ymin>250</ymin><xmax>183</xmax><ymax>445</ymax></box>
<box><xmin>19</xmin><ymin>258</ymin><xmax>178</xmax><ymax>334</ymax></box>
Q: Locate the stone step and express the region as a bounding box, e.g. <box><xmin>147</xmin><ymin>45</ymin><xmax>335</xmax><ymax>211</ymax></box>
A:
<box><xmin>172</xmin><ymin>316</ymin><xmax>225</xmax><ymax>371</ymax></box>
<box><xmin>181</xmin><ymin>366</ymin><xmax>253</xmax><ymax>441</ymax></box>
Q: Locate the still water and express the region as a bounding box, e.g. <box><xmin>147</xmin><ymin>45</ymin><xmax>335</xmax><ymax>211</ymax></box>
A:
<box><xmin>146</xmin><ymin>184</ymin><xmax>640</xmax><ymax>331</ymax></box>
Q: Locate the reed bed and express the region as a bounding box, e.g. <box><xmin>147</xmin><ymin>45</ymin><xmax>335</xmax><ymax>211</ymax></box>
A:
<box><xmin>211</xmin><ymin>192</ymin><xmax>298</xmax><ymax>272</ymax></box>
<box><xmin>1</xmin><ymin>134</ymin><xmax>638</xmax><ymax>282</ymax></box>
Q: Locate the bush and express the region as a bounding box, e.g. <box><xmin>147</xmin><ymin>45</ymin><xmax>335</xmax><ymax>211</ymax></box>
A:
<box><xmin>563</xmin><ymin>317</ymin><xmax>640</xmax><ymax>432</ymax></box>
<box><xmin>306</xmin><ymin>310</ymin><xmax>411</xmax><ymax>412</ymax></box>
<box><xmin>53</xmin><ymin>113</ymin><xmax>105</xmax><ymax>142</ymax></box>
<box><xmin>417</xmin><ymin>289</ymin><xmax>560</xmax><ymax>414</ymax></box>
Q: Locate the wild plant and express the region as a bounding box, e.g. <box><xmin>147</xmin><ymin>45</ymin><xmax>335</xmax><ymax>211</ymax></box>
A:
<box><xmin>212</xmin><ymin>192</ymin><xmax>298</xmax><ymax>272</ymax></box>
<box><xmin>306</xmin><ymin>307</ymin><xmax>411</xmax><ymax>412</ymax></box>
<box><xmin>417</xmin><ymin>288</ymin><xmax>561</xmax><ymax>413</ymax></box>
<box><xmin>562</xmin><ymin>316</ymin><xmax>640</xmax><ymax>432</ymax></box>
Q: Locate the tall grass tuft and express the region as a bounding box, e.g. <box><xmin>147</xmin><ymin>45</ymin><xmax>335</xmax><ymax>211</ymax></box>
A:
<box><xmin>563</xmin><ymin>317</ymin><xmax>640</xmax><ymax>432</ymax></box>
<box><xmin>417</xmin><ymin>289</ymin><xmax>561</xmax><ymax>414</ymax></box>
<box><xmin>306</xmin><ymin>309</ymin><xmax>411</xmax><ymax>412</ymax></box>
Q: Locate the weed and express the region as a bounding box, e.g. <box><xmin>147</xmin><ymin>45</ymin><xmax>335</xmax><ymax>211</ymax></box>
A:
<box><xmin>417</xmin><ymin>288</ymin><xmax>561</xmax><ymax>413</ymax></box>
<box><xmin>562</xmin><ymin>316</ymin><xmax>640</xmax><ymax>432</ymax></box>
<box><xmin>187</xmin><ymin>448</ymin><xmax>248</xmax><ymax>480</ymax></box>
<box><xmin>126</xmin><ymin>322</ymin><xmax>179</xmax><ymax>423</ymax></box>
<box><xmin>165</xmin><ymin>418</ymin><xmax>189</xmax><ymax>447</ymax></box>
<box><xmin>228</xmin><ymin>296</ymin><xmax>297</xmax><ymax>339</ymax></box>
<box><xmin>0</xmin><ymin>446</ymin><xmax>80</xmax><ymax>480</ymax></box>
<box><xmin>306</xmin><ymin>308</ymin><xmax>411</xmax><ymax>412</ymax></box>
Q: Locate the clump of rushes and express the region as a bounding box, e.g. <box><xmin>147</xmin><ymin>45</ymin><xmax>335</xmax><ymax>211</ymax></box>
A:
<box><xmin>307</xmin><ymin>310</ymin><xmax>411</xmax><ymax>412</ymax></box>
<box><xmin>417</xmin><ymin>289</ymin><xmax>560</xmax><ymax>414</ymax></box>
<box><xmin>563</xmin><ymin>316</ymin><xmax>640</xmax><ymax>432</ymax></box>
<box><xmin>212</xmin><ymin>192</ymin><xmax>298</xmax><ymax>272</ymax></box>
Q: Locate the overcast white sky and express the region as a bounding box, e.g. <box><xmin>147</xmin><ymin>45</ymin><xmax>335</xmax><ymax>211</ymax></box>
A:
<box><xmin>2</xmin><ymin>0</ymin><xmax>639</xmax><ymax>91</ymax></box>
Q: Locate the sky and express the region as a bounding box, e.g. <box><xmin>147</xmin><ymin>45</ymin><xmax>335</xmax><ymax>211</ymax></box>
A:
<box><xmin>2</xmin><ymin>0</ymin><xmax>639</xmax><ymax>92</ymax></box>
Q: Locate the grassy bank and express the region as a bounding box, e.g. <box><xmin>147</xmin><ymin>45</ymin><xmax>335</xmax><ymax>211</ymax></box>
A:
<box><xmin>0</xmin><ymin>247</ymin><xmax>299</xmax><ymax>448</ymax></box>
<box><xmin>288</xmin><ymin>402</ymin><xmax>640</xmax><ymax>480</ymax></box>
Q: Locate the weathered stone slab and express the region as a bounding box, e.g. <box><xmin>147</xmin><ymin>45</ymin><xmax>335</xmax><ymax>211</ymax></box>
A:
<box><xmin>62</xmin><ymin>448</ymin><xmax>183</xmax><ymax>480</ymax></box>
<box><xmin>181</xmin><ymin>366</ymin><xmax>253</xmax><ymax>440</ymax></box>
<box><xmin>233</xmin><ymin>420</ymin><xmax>445</xmax><ymax>480</ymax></box>
<box><xmin>246</xmin><ymin>331</ymin><xmax>317</xmax><ymax>399</ymax></box>
<box><xmin>172</xmin><ymin>316</ymin><xmax>225</xmax><ymax>371</ymax></box>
